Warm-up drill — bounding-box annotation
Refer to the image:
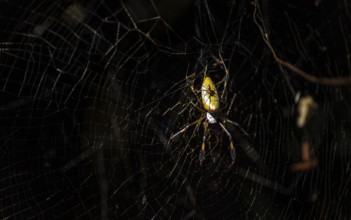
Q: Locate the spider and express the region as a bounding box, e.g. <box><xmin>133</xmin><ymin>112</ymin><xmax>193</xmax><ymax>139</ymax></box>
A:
<box><xmin>169</xmin><ymin>63</ymin><xmax>247</xmax><ymax>165</ymax></box>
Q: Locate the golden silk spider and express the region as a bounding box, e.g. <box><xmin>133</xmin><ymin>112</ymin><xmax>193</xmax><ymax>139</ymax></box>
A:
<box><xmin>169</xmin><ymin>60</ymin><xmax>248</xmax><ymax>165</ymax></box>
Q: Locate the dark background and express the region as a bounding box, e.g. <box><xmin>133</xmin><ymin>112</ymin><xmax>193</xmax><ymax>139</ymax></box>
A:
<box><xmin>0</xmin><ymin>0</ymin><xmax>350</xmax><ymax>219</ymax></box>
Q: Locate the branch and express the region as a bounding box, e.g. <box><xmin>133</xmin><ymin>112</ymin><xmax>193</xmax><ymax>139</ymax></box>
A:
<box><xmin>253</xmin><ymin>0</ymin><xmax>351</xmax><ymax>86</ymax></box>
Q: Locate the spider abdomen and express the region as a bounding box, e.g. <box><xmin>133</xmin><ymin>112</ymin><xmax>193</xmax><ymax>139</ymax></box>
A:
<box><xmin>201</xmin><ymin>76</ymin><xmax>220</xmax><ymax>112</ymax></box>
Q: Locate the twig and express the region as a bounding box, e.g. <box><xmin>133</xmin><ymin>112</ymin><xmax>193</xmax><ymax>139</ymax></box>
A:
<box><xmin>253</xmin><ymin>0</ymin><xmax>351</xmax><ymax>86</ymax></box>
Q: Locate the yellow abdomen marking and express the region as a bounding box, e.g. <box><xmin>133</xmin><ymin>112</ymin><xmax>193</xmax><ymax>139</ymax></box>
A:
<box><xmin>201</xmin><ymin>76</ymin><xmax>220</xmax><ymax>112</ymax></box>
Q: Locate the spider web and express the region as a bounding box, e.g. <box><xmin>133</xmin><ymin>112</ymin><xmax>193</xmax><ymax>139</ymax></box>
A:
<box><xmin>1</xmin><ymin>0</ymin><xmax>351</xmax><ymax>219</ymax></box>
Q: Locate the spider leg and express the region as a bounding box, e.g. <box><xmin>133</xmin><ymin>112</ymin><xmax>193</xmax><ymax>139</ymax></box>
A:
<box><xmin>169</xmin><ymin>117</ymin><xmax>205</xmax><ymax>141</ymax></box>
<box><xmin>186</xmin><ymin>67</ymin><xmax>207</xmax><ymax>107</ymax></box>
<box><xmin>199</xmin><ymin>120</ymin><xmax>209</xmax><ymax>165</ymax></box>
<box><xmin>218</xmin><ymin>122</ymin><xmax>236</xmax><ymax>164</ymax></box>
<box><xmin>186</xmin><ymin>73</ymin><xmax>197</xmax><ymax>96</ymax></box>
<box><xmin>224</xmin><ymin>119</ymin><xmax>250</xmax><ymax>138</ymax></box>
<box><xmin>222</xmin><ymin>118</ymin><xmax>267</xmax><ymax>170</ymax></box>
<box><xmin>214</xmin><ymin>53</ymin><xmax>230</xmax><ymax>100</ymax></box>
<box><xmin>189</xmin><ymin>101</ymin><xmax>205</xmax><ymax>113</ymax></box>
